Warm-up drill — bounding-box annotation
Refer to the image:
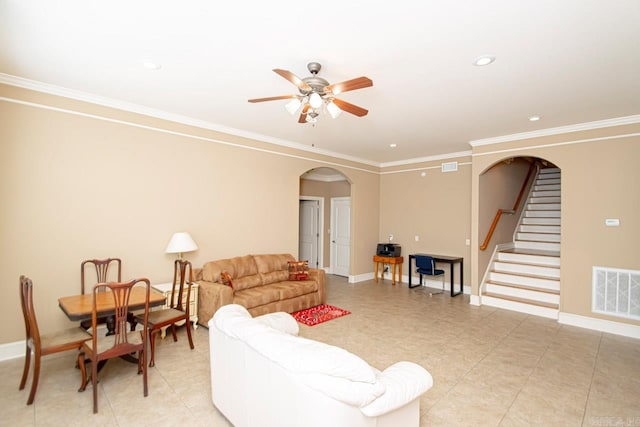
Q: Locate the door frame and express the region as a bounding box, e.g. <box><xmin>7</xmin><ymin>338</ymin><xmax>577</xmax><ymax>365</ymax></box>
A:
<box><xmin>299</xmin><ymin>196</ymin><xmax>324</xmax><ymax>270</ymax></box>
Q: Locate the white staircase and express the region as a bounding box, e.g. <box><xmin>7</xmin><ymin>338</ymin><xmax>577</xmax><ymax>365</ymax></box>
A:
<box><xmin>482</xmin><ymin>167</ymin><xmax>561</xmax><ymax>319</ymax></box>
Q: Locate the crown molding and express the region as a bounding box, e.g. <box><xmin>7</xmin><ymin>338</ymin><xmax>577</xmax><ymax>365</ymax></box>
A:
<box><xmin>0</xmin><ymin>73</ymin><xmax>380</xmax><ymax>167</ymax></box>
<box><xmin>469</xmin><ymin>115</ymin><xmax>640</xmax><ymax>147</ymax></box>
<box><xmin>379</xmin><ymin>150</ymin><xmax>472</xmax><ymax>168</ymax></box>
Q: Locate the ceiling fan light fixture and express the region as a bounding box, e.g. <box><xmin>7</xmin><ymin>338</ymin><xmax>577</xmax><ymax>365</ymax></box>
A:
<box><xmin>327</xmin><ymin>100</ymin><xmax>342</xmax><ymax>119</ymax></box>
<box><xmin>285</xmin><ymin>98</ymin><xmax>301</xmax><ymax>115</ymax></box>
<box><xmin>309</xmin><ymin>92</ymin><xmax>323</xmax><ymax>109</ymax></box>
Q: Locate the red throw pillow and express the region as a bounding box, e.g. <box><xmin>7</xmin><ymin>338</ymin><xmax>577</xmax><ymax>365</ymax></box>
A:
<box><xmin>220</xmin><ymin>271</ymin><xmax>234</xmax><ymax>289</ymax></box>
<box><xmin>288</xmin><ymin>260</ymin><xmax>309</xmax><ymax>281</ymax></box>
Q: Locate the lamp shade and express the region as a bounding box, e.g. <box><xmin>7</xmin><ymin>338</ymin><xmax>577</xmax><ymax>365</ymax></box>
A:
<box><xmin>165</xmin><ymin>232</ymin><xmax>198</xmax><ymax>255</ymax></box>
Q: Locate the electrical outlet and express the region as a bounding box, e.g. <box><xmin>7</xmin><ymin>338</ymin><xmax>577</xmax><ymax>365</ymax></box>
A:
<box><xmin>465</xmin><ymin>239</ymin><xmax>471</xmax><ymax>246</ymax></box>
<box><xmin>415</xmin><ymin>235</ymin><xmax>419</xmax><ymax>242</ymax></box>
<box><xmin>388</xmin><ymin>234</ymin><xmax>394</xmax><ymax>241</ymax></box>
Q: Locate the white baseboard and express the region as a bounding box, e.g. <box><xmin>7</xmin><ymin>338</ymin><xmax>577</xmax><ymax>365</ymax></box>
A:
<box><xmin>470</xmin><ymin>295</ymin><xmax>481</xmax><ymax>306</ymax></box>
<box><xmin>558</xmin><ymin>312</ymin><xmax>640</xmax><ymax>339</ymax></box>
<box><xmin>351</xmin><ymin>272</ymin><xmax>374</xmax><ymax>283</ymax></box>
<box><xmin>0</xmin><ymin>340</ymin><xmax>24</xmax><ymax>362</ymax></box>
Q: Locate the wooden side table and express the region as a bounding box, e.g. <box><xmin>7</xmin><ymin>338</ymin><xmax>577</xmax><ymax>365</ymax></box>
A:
<box><xmin>373</xmin><ymin>255</ymin><xmax>403</xmax><ymax>285</ymax></box>
<box><xmin>151</xmin><ymin>282</ymin><xmax>199</xmax><ymax>338</ymax></box>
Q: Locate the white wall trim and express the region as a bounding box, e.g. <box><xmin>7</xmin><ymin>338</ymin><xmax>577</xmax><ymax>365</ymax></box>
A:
<box><xmin>380</xmin><ymin>161</ymin><xmax>472</xmax><ymax>175</ymax></box>
<box><xmin>0</xmin><ymin>340</ymin><xmax>24</xmax><ymax>362</ymax></box>
<box><xmin>472</xmin><ymin>132</ymin><xmax>640</xmax><ymax>158</ymax></box>
<box><xmin>558</xmin><ymin>312</ymin><xmax>640</xmax><ymax>340</ymax></box>
<box><xmin>469</xmin><ymin>115</ymin><xmax>640</xmax><ymax>147</ymax></box>
<box><xmin>379</xmin><ymin>151</ymin><xmax>472</xmax><ymax>168</ymax></box>
<box><xmin>351</xmin><ymin>272</ymin><xmax>375</xmax><ymax>283</ymax></box>
<box><xmin>470</xmin><ymin>295</ymin><xmax>481</xmax><ymax>306</ymax></box>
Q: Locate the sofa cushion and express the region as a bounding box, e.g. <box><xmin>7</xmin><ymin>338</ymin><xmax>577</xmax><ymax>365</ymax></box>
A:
<box><xmin>270</xmin><ymin>280</ymin><xmax>318</xmax><ymax>300</ymax></box>
<box><xmin>234</xmin><ymin>285</ymin><xmax>282</xmax><ymax>309</ymax></box>
<box><xmin>244</xmin><ymin>327</ymin><xmax>377</xmax><ymax>384</ymax></box>
<box><xmin>202</xmin><ymin>255</ymin><xmax>258</xmax><ymax>285</ymax></box>
<box><xmin>253</xmin><ymin>254</ymin><xmax>295</xmax><ymax>285</ymax></box>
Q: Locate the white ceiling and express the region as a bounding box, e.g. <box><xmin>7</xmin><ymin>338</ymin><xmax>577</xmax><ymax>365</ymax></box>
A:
<box><xmin>1</xmin><ymin>1</ymin><xmax>639</xmax><ymax>166</ymax></box>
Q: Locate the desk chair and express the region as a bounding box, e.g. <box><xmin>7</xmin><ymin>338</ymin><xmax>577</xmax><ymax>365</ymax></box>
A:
<box><xmin>138</xmin><ymin>260</ymin><xmax>194</xmax><ymax>367</ymax></box>
<box><xmin>77</xmin><ymin>278</ymin><xmax>151</xmax><ymax>414</ymax></box>
<box><xmin>19</xmin><ymin>276</ymin><xmax>91</xmax><ymax>405</ymax></box>
<box><xmin>415</xmin><ymin>255</ymin><xmax>445</xmax><ymax>296</ymax></box>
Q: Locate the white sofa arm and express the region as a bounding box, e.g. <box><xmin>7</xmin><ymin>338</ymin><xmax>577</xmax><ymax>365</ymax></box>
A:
<box><xmin>253</xmin><ymin>312</ymin><xmax>299</xmax><ymax>336</ymax></box>
<box><xmin>360</xmin><ymin>361</ymin><xmax>433</xmax><ymax>417</ymax></box>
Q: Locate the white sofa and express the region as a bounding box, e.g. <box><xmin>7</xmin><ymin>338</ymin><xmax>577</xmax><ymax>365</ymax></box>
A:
<box><xmin>208</xmin><ymin>304</ymin><xmax>433</xmax><ymax>427</ymax></box>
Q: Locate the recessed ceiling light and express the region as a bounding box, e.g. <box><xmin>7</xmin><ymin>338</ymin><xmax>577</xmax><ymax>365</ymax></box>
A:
<box><xmin>389</xmin><ymin>143</ymin><xmax>397</xmax><ymax>148</ymax></box>
<box><xmin>528</xmin><ymin>115</ymin><xmax>541</xmax><ymax>121</ymax></box>
<box><xmin>143</xmin><ymin>61</ymin><xmax>162</xmax><ymax>70</ymax></box>
<box><xmin>473</xmin><ymin>55</ymin><xmax>495</xmax><ymax>66</ymax></box>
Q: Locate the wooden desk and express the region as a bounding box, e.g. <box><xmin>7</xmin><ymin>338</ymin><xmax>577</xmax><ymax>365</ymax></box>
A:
<box><xmin>407</xmin><ymin>253</ymin><xmax>463</xmax><ymax>296</ymax></box>
<box><xmin>373</xmin><ymin>255</ymin><xmax>403</xmax><ymax>285</ymax></box>
<box><xmin>59</xmin><ymin>287</ymin><xmax>166</xmax><ymax>334</ymax></box>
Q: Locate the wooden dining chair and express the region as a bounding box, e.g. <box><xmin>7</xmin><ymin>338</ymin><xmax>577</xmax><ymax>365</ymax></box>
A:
<box><xmin>19</xmin><ymin>276</ymin><xmax>91</xmax><ymax>405</ymax></box>
<box><xmin>80</xmin><ymin>258</ymin><xmax>122</xmax><ymax>331</ymax></box>
<box><xmin>138</xmin><ymin>259</ymin><xmax>194</xmax><ymax>367</ymax></box>
<box><xmin>77</xmin><ymin>278</ymin><xmax>151</xmax><ymax>414</ymax></box>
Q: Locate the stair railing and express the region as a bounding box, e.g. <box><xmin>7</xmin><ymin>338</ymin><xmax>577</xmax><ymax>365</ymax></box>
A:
<box><xmin>480</xmin><ymin>163</ymin><xmax>536</xmax><ymax>251</ymax></box>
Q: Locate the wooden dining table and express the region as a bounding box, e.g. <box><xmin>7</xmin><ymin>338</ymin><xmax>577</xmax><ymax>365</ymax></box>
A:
<box><xmin>58</xmin><ymin>286</ymin><xmax>166</xmax><ymax>335</ymax></box>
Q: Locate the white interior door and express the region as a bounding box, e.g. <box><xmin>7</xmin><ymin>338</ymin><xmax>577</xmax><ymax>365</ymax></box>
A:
<box><xmin>299</xmin><ymin>199</ymin><xmax>320</xmax><ymax>268</ymax></box>
<box><xmin>330</xmin><ymin>197</ymin><xmax>351</xmax><ymax>277</ymax></box>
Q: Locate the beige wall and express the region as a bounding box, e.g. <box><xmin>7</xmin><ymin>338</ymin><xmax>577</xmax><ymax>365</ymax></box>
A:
<box><xmin>0</xmin><ymin>85</ymin><xmax>380</xmax><ymax>344</ymax></box>
<box><xmin>300</xmin><ymin>178</ymin><xmax>350</xmax><ymax>268</ymax></box>
<box><xmin>379</xmin><ymin>158</ymin><xmax>472</xmax><ymax>285</ymax></box>
<box><xmin>471</xmin><ymin>124</ymin><xmax>640</xmax><ymax>325</ymax></box>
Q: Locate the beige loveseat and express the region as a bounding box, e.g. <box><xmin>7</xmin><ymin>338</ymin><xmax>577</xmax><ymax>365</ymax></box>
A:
<box><xmin>194</xmin><ymin>253</ymin><xmax>326</xmax><ymax>326</ymax></box>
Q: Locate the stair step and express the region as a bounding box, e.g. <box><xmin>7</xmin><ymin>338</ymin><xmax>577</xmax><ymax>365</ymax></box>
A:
<box><xmin>515</xmin><ymin>240</ymin><xmax>561</xmax><ymax>251</ymax></box>
<box><xmin>521</xmin><ymin>217</ymin><xmax>561</xmax><ymax>225</ymax></box>
<box><xmin>488</xmin><ymin>271</ymin><xmax>560</xmax><ymax>291</ymax></box>
<box><xmin>516</xmin><ymin>232</ymin><xmax>561</xmax><ymax>242</ymax></box>
<box><xmin>538</xmin><ymin>172</ymin><xmax>560</xmax><ymax>180</ymax></box>
<box><xmin>536</xmin><ymin>177</ymin><xmax>561</xmax><ymax>185</ymax></box>
<box><xmin>486</xmin><ymin>282</ymin><xmax>560</xmax><ymax>304</ymax></box>
<box><xmin>531</xmin><ymin>190</ymin><xmax>561</xmax><ymax>197</ymax></box>
<box><xmin>519</xmin><ymin>224</ymin><xmax>560</xmax><ymax>233</ymax></box>
<box><xmin>482</xmin><ymin>294</ymin><xmax>559</xmax><ymax>319</ymax></box>
<box><xmin>497</xmin><ymin>250</ymin><xmax>560</xmax><ymax>267</ymax></box>
<box><xmin>534</xmin><ymin>184</ymin><xmax>561</xmax><ymax>191</ymax></box>
<box><xmin>527</xmin><ymin>203</ymin><xmax>561</xmax><ymax>211</ymax></box>
<box><xmin>529</xmin><ymin>196</ymin><xmax>561</xmax><ymax>204</ymax></box>
<box><xmin>524</xmin><ymin>210</ymin><xmax>561</xmax><ymax>218</ymax></box>
<box><xmin>539</xmin><ymin>167</ymin><xmax>560</xmax><ymax>174</ymax></box>
<box><xmin>493</xmin><ymin>261</ymin><xmax>560</xmax><ymax>278</ymax></box>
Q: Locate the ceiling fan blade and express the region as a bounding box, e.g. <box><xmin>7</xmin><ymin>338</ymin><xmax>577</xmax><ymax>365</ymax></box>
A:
<box><xmin>325</xmin><ymin>76</ymin><xmax>373</xmax><ymax>95</ymax></box>
<box><xmin>248</xmin><ymin>95</ymin><xmax>296</xmax><ymax>103</ymax></box>
<box><xmin>273</xmin><ymin>69</ymin><xmax>312</xmax><ymax>91</ymax></box>
<box><xmin>298</xmin><ymin>104</ymin><xmax>310</xmax><ymax>123</ymax></box>
<box><xmin>332</xmin><ymin>98</ymin><xmax>368</xmax><ymax>117</ymax></box>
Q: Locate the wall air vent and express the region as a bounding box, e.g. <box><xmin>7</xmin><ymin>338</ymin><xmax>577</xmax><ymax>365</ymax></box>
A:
<box><xmin>592</xmin><ymin>266</ymin><xmax>640</xmax><ymax>320</ymax></box>
<box><xmin>441</xmin><ymin>161</ymin><xmax>458</xmax><ymax>173</ymax></box>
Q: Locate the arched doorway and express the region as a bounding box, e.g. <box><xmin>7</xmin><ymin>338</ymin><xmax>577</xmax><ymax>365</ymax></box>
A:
<box><xmin>299</xmin><ymin>167</ymin><xmax>352</xmax><ymax>277</ymax></box>
<box><xmin>478</xmin><ymin>156</ymin><xmax>561</xmax><ymax>318</ymax></box>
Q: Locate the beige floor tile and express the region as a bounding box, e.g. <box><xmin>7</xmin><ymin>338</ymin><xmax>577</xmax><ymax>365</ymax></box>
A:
<box><xmin>2</xmin><ymin>275</ymin><xmax>640</xmax><ymax>426</ymax></box>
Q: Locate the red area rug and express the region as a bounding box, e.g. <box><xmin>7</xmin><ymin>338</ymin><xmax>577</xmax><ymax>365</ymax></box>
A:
<box><xmin>291</xmin><ymin>304</ymin><xmax>351</xmax><ymax>326</ymax></box>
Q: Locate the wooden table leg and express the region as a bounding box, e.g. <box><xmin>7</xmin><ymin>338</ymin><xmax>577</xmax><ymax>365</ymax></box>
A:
<box><xmin>374</xmin><ymin>261</ymin><xmax>379</xmax><ymax>282</ymax></box>
<box><xmin>391</xmin><ymin>263</ymin><xmax>396</xmax><ymax>285</ymax></box>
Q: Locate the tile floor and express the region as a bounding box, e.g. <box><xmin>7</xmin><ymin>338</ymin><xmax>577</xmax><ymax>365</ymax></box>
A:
<box><xmin>2</xmin><ymin>275</ymin><xmax>640</xmax><ymax>426</ymax></box>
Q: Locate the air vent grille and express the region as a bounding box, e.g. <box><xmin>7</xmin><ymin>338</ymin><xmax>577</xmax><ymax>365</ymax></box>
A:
<box><xmin>592</xmin><ymin>266</ymin><xmax>640</xmax><ymax>320</ymax></box>
<box><xmin>441</xmin><ymin>161</ymin><xmax>458</xmax><ymax>173</ymax></box>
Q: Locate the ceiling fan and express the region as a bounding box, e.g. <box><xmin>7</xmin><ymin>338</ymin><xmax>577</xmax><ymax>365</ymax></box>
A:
<box><xmin>248</xmin><ymin>62</ymin><xmax>373</xmax><ymax>124</ymax></box>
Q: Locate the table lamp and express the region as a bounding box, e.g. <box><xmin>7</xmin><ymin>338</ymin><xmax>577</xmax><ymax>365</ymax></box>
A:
<box><xmin>165</xmin><ymin>232</ymin><xmax>198</xmax><ymax>260</ymax></box>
